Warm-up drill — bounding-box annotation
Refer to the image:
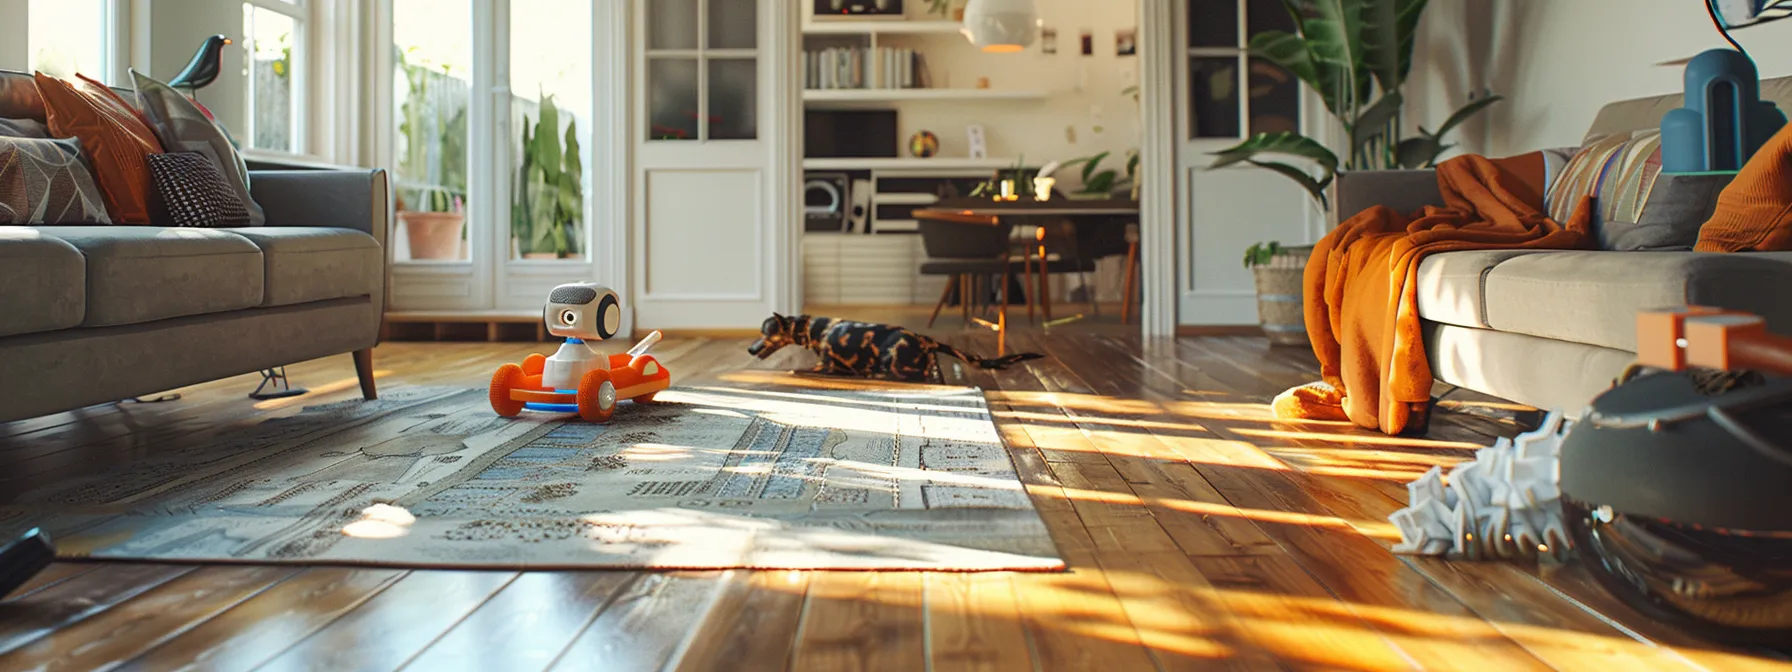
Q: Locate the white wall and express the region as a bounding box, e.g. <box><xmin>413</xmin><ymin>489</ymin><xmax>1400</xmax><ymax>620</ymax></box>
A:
<box><xmin>0</xmin><ymin>0</ymin><xmax>25</xmax><ymax>71</ymax></box>
<box><xmin>1476</xmin><ymin>0</ymin><xmax>1792</xmax><ymax>156</ymax></box>
<box><xmin>146</xmin><ymin>0</ymin><xmax>250</xmax><ymax>140</ymax></box>
<box><xmin>871</xmin><ymin>0</ymin><xmax>1141</xmax><ymax>184</ymax></box>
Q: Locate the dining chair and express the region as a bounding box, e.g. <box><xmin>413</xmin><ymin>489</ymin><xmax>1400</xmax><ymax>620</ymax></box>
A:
<box><xmin>916</xmin><ymin>216</ymin><xmax>1015</xmax><ymax>328</ymax></box>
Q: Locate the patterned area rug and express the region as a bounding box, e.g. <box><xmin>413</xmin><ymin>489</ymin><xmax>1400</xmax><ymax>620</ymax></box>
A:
<box><xmin>6</xmin><ymin>383</ymin><xmax>1064</xmax><ymax>571</ymax></box>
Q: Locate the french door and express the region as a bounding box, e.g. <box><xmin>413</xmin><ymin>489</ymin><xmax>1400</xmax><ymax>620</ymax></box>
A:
<box><xmin>1171</xmin><ymin>0</ymin><xmax>1327</xmax><ymax>326</ymax></box>
<box><xmin>629</xmin><ymin>0</ymin><xmax>798</xmax><ymax>330</ymax></box>
<box><xmin>383</xmin><ymin>0</ymin><xmax>619</xmax><ymax>314</ymax></box>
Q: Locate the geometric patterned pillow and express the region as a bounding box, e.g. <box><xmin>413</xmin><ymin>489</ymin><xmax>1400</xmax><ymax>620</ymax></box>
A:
<box><xmin>1544</xmin><ymin>129</ymin><xmax>1667</xmax><ymax>248</ymax></box>
<box><xmin>0</xmin><ymin>135</ymin><xmax>113</xmax><ymax>224</ymax></box>
<box><xmin>145</xmin><ymin>152</ymin><xmax>250</xmax><ymax>227</ymax></box>
<box><xmin>131</xmin><ymin>70</ymin><xmax>265</xmax><ymax>225</ymax></box>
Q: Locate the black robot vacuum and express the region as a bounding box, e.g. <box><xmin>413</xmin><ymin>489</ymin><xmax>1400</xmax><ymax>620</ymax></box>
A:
<box><xmin>1559</xmin><ymin>370</ymin><xmax>1792</xmax><ymax>647</ymax></box>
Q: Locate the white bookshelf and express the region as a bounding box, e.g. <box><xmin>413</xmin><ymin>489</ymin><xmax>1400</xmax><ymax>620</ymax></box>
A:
<box><xmin>804</xmin><ymin>88</ymin><xmax>1049</xmax><ymax>107</ymax></box>
<box><xmin>802</xmin><ymin>20</ymin><xmax>964</xmax><ymax>35</ymax></box>
<box><xmin>802</xmin><ymin>157</ymin><xmax>1014</xmax><ymax>170</ymax></box>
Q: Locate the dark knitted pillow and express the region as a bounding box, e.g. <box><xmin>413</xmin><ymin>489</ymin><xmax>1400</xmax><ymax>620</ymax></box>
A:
<box><xmin>146</xmin><ymin>151</ymin><xmax>250</xmax><ymax>227</ymax></box>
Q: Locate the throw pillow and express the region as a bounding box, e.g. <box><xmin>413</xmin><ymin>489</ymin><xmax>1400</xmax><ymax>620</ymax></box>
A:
<box><xmin>0</xmin><ymin>118</ymin><xmax>49</xmax><ymax>138</ymax></box>
<box><xmin>0</xmin><ymin>136</ymin><xmax>114</xmax><ymax>224</ymax></box>
<box><xmin>1602</xmin><ymin>172</ymin><xmax>1734</xmax><ymax>251</ymax></box>
<box><xmin>35</xmin><ymin>72</ymin><xmax>166</xmax><ymax>224</ymax></box>
<box><xmin>130</xmin><ymin>70</ymin><xmax>265</xmax><ymax>225</ymax></box>
<box><xmin>146</xmin><ymin>152</ymin><xmax>251</xmax><ymax>228</ymax></box>
<box><xmin>1545</xmin><ymin>130</ymin><xmax>1682</xmax><ymax>250</ymax></box>
<box><xmin>1695</xmin><ymin>121</ymin><xmax>1792</xmax><ymax>252</ymax></box>
<box><xmin>0</xmin><ymin>70</ymin><xmax>45</xmax><ymax>121</ymax></box>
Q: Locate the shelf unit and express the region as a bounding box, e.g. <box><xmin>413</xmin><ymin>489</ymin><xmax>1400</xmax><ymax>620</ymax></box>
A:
<box><xmin>801</xmin><ymin>20</ymin><xmax>963</xmax><ymax>35</ymax></box>
<box><xmin>804</xmin><ymin>88</ymin><xmax>1048</xmax><ymax>107</ymax></box>
<box><xmin>802</xmin><ymin>157</ymin><xmax>1014</xmax><ymax>170</ymax></box>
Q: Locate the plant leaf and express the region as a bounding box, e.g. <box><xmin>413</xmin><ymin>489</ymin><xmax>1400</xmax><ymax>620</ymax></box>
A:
<box><xmin>1081</xmin><ymin>151</ymin><xmax>1110</xmax><ymax>184</ymax></box>
<box><xmin>1361</xmin><ymin>0</ymin><xmax>1428</xmax><ymax>93</ymax></box>
<box><xmin>1247</xmin><ymin>159</ymin><xmax>1332</xmax><ymax>210</ymax></box>
<box><xmin>1299</xmin><ymin>0</ymin><xmax>1371</xmax><ymax>105</ymax></box>
<box><xmin>1348</xmin><ymin>90</ymin><xmax>1403</xmax><ymax>160</ymax></box>
<box><xmin>1431</xmin><ymin>93</ymin><xmax>1503</xmax><ymax>141</ymax></box>
<box><xmin>1208</xmin><ymin>131</ymin><xmax>1340</xmax><ymax>174</ymax></box>
<box><xmin>1396</xmin><ymin>136</ymin><xmax>1439</xmax><ymax>169</ymax></box>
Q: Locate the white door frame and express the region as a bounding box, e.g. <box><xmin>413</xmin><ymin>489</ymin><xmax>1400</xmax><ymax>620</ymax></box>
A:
<box><xmin>595</xmin><ymin>1</ymin><xmax>633</xmax><ymax>335</ymax></box>
<box><xmin>1139</xmin><ymin>0</ymin><xmax>1178</xmax><ymax>338</ymax></box>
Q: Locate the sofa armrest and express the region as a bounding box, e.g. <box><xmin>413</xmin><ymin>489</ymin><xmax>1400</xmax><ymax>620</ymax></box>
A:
<box><xmin>1331</xmin><ymin>169</ymin><xmax>1443</xmax><ymax>226</ymax></box>
<box><xmin>249</xmin><ymin>169</ymin><xmax>391</xmax><ymax>251</ymax></box>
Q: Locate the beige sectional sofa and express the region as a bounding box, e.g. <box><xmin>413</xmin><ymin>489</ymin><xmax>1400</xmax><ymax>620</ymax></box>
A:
<box><xmin>1332</xmin><ymin>76</ymin><xmax>1792</xmax><ymax>415</ymax></box>
<box><xmin>0</xmin><ymin>170</ymin><xmax>389</xmax><ymax>423</ymax></box>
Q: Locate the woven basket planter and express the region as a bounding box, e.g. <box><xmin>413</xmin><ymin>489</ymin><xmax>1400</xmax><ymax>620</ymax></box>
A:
<box><xmin>1252</xmin><ymin>245</ymin><xmax>1313</xmax><ymax>347</ymax></box>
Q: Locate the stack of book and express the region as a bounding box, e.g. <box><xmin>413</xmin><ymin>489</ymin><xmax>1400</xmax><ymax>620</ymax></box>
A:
<box><xmin>803</xmin><ymin>47</ymin><xmax>926</xmax><ymax>89</ymax></box>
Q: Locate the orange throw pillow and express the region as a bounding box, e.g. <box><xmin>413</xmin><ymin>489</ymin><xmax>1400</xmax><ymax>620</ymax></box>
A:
<box><xmin>1695</xmin><ymin>122</ymin><xmax>1792</xmax><ymax>252</ymax></box>
<box><xmin>35</xmin><ymin>73</ymin><xmax>165</xmax><ymax>224</ymax></box>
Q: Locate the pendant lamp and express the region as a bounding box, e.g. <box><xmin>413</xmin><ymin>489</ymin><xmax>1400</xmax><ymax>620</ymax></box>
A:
<box><xmin>961</xmin><ymin>0</ymin><xmax>1039</xmax><ymax>53</ymax></box>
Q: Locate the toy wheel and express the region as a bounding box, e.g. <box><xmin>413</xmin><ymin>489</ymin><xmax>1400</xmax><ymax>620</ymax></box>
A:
<box><xmin>489</xmin><ymin>364</ymin><xmax>527</xmax><ymax>417</ymax></box>
<box><xmin>522</xmin><ymin>353</ymin><xmax>547</xmax><ymax>376</ymax></box>
<box><xmin>632</xmin><ymin>391</ymin><xmax>658</xmax><ymax>404</ymax></box>
<box><xmin>576</xmin><ymin>368</ymin><xmax>617</xmax><ymax>423</ymax></box>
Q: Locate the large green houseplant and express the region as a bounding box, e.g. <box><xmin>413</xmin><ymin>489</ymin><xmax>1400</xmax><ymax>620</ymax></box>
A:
<box><xmin>512</xmin><ymin>95</ymin><xmax>583</xmax><ymax>259</ymax></box>
<box><xmin>1210</xmin><ymin>0</ymin><xmax>1502</xmax><ymax>209</ymax></box>
<box><xmin>1214</xmin><ymin>0</ymin><xmax>1503</xmax><ymax>345</ymax></box>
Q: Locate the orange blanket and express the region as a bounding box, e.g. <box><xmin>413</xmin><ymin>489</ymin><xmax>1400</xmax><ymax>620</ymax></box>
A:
<box><xmin>1273</xmin><ymin>153</ymin><xmax>1597</xmax><ymax>435</ymax></box>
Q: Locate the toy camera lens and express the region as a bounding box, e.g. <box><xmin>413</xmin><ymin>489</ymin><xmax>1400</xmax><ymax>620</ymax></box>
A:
<box><xmin>560</xmin><ymin>310</ymin><xmax>578</xmax><ymax>325</ymax></box>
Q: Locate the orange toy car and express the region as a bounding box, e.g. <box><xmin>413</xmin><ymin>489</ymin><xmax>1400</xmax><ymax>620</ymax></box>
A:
<box><xmin>488</xmin><ymin>283</ymin><xmax>671</xmax><ymax>422</ymax></box>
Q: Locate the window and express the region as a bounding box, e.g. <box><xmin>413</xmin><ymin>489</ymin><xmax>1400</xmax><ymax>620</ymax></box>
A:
<box><xmin>1187</xmin><ymin>0</ymin><xmax>1300</xmax><ymax>140</ymax></box>
<box><xmin>509</xmin><ymin>0</ymin><xmax>593</xmax><ymax>260</ymax></box>
<box><xmin>243</xmin><ymin>0</ymin><xmax>305</xmax><ymax>153</ymax></box>
<box><xmin>645</xmin><ymin>0</ymin><xmax>758</xmax><ymax>141</ymax></box>
<box><xmin>392</xmin><ymin>0</ymin><xmax>473</xmax><ymax>262</ymax></box>
<box><xmin>27</xmin><ymin>0</ymin><xmax>112</xmax><ymax>82</ymax></box>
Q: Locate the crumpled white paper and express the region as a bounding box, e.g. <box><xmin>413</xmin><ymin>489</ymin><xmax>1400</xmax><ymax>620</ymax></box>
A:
<box><xmin>1389</xmin><ymin>409</ymin><xmax>1575</xmax><ymax>562</ymax></box>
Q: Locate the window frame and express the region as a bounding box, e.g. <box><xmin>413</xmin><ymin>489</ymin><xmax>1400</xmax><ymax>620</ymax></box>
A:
<box><xmin>1184</xmin><ymin>0</ymin><xmax>1302</xmax><ymax>142</ymax></box>
<box><xmin>241</xmin><ymin>0</ymin><xmax>311</xmax><ymax>158</ymax></box>
<box><xmin>643</xmin><ymin>0</ymin><xmax>759</xmax><ymax>143</ymax></box>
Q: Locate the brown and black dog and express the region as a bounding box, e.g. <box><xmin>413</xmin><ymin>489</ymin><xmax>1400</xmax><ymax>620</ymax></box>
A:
<box><xmin>747</xmin><ymin>314</ymin><xmax>1041</xmax><ymax>383</ymax></box>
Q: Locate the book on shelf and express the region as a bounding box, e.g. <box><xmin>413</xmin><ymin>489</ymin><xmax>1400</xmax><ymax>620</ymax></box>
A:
<box><xmin>802</xmin><ymin>46</ymin><xmax>926</xmax><ymax>89</ymax></box>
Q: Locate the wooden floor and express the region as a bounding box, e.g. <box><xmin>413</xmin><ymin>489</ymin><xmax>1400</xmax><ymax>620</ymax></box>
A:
<box><xmin>1</xmin><ymin>332</ymin><xmax>1787</xmax><ymax>671</ymax></box>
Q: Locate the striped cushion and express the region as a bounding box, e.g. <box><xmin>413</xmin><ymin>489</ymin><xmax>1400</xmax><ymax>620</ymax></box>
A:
<box><xmin>1544</xmin><ymin>130</ymin><xmax>1667</xmax><ymax>249</ymax></box>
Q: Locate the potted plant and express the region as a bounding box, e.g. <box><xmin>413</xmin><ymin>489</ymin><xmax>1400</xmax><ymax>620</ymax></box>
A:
<box><xmin>923</xmin><ymin>0</ymin><xmax>963</xmax><ymax>20</ymax></box>
<box><xmin>398</xmin><ymin>185</ymin><xmax>464</xmax><ymax>260</ymax></box>
<box><xmin>511</xmin><ymin>94</ymin><xmax>583</xmax><ymax>260</ymax></box>
<box><xmin>1244</xmin><ymin>241</ymin><xmax>1313</xmax><ymax>346</ymax></box>
<box><xmin>1209</xmin><ymin>0</ymin><xmax>1503</xmax><ymax>340</ymax></box>
<box><xmin>1058</xmin><ymin>150</ymin><xmax>1139</xmax><ymax>200</ymax></box>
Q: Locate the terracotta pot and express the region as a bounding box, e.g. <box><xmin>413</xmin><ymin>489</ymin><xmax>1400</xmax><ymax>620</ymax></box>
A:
<box><xmin>953</xmin><ymin>7</ymin><xmax>964</xmax><ymax>20</ymax></box>
<box><xmin>522</xmin><ymin>252</ymin><xmax>557</xmax><ymax>260</ymax></box>
<box><xmin>401</xmin><ymin>211</ymin><xmax>465</xmax><ymax>260</ymax></box>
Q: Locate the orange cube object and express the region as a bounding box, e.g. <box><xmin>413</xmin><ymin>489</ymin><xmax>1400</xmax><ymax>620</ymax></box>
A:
<box><xmin>1635</xmin><ymin>306</ymin><xmax>1736</xmax><ymax>370</ymax></box>
<box><xmin>1682</xmin><ymin>314</ymin><xmax>1769</xmax><ymax>370</ymax></box>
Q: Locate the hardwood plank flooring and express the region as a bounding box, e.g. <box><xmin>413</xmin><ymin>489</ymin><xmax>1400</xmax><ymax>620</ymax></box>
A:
<box><xmin>1</xmin><ymin>335</ymin><xmax>1787</xmax><ymax>671</ymax></box>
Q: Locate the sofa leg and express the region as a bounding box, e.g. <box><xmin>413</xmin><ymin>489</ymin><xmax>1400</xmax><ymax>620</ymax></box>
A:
<box><xmin>353</xmin><ymin>348</ymin><xmax>378</xmax><ymax>400</ymax></box>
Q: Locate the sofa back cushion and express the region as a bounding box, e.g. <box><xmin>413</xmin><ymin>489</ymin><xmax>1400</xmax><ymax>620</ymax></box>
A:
<box><xmin>36</xmin><ymin>72</ymin><xmax>166</xmax><ymax>224</ymax></box>
<box><xmin>0</xmin><ymin>136</ymin><xmax>114</xmax><ymax>224</ymax></box>
<box><xmin>1584</xmin><ymin>75</ymin><xmax>1792</xmax><ymax>142</ymax></box>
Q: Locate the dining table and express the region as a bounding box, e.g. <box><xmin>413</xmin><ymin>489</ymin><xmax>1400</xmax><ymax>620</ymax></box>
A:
<box><xmin>912</xmin><ymin>197</ymin><xmax>1143</xmax><ymax>325</ymax></box>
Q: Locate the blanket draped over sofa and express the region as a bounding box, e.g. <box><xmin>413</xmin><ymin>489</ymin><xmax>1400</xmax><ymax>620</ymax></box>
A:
<box><xmin>1274</xmin><ymin>153</ymin><xmax>1599</xmax><ymax>435</ymax></box>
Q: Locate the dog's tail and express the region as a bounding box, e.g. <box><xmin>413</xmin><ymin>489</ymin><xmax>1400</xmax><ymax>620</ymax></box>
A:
<box><xmin>933</xmin><ymin>343</ymin><xmax>1045</xmax><ymax>369</ymax></box>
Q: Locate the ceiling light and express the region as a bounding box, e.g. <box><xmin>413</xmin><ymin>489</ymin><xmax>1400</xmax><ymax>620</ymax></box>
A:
<box><xmin>961</xmin><ymin>0</ymin><xmax>1039</xmax><ymax>53</ymax></box>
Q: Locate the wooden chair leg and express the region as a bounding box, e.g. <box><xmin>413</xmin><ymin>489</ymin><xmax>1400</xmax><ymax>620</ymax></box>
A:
<box><xmin>1121</xmin><ymin>240</ymin><xmax>1140</xmax><ymax>324</ymax></box>
<box><xmin>929</xmin><ymin>275</ymin><xmax>957</xmax><ymax>328</ymax></box>
<box><xmin>960</xmin><ymin>274</ymin><xmax>972</xmax><ymax>324</ymax></box>
<box><xmin>1036</xmin><ymin>251</ymin><xmax>1053</xmax><ymax>322</ymax></box>
<box><xmin>1023</xmin><ymin>257</ymin><xmax>1035</xmax><ymax>323</ymax></box>
<box><xmin>353</xmin><ymin>348</ymin><xmax>378</xmax><ymax>400</ymax></box>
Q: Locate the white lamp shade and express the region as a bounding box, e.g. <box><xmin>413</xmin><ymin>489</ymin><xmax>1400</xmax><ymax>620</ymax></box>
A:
<box><xmin>961</xmin><ymin>0</ymin><xmax>1038</xmax><ymax>53</ymax></box>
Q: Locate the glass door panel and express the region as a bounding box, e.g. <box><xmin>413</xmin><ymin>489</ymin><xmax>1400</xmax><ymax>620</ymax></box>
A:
<box><xmin>392</xmin><ymin>0</ymin><xmax>474</xmax><ymax>262</ymax></box>
<box><xmin>509</xmin><ymin>0</ymin><xmax>594</xmax><ymax>261</ymax></box>
<box><xmin>644</xmin><ymin>0</ymin><xmax>757</xmax><ymax>142</ymax></box>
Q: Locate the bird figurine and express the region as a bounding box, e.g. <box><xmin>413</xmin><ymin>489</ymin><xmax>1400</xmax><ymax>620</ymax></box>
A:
<box><xmin>168</xmin><ymin>35</ymin><xmax>233</xmax><ymax>96</ymax></box>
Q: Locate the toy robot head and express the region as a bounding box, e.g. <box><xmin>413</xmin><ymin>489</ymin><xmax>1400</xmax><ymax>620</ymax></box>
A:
<box><xmin>545</xmin><ymin>283</ymin><xmax>622</xmax><ymax>341</ymax></box>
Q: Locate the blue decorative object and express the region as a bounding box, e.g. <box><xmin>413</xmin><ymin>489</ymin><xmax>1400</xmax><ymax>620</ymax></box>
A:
<box><xmin>1659</xmin><ymin>48</ymin><xmax>1787</xmax><ymax>173</ymax></box>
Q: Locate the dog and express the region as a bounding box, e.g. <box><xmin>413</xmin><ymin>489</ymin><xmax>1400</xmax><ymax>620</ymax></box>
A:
<box><xmin>746</xmin><ymin>314</ymin><xmax>1042</xmax><ymax>383</ymax></box>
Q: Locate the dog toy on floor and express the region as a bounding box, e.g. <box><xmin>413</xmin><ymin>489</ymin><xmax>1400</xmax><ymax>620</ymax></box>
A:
<box><xmin>747</xmin><ymin>314</ymin><xmax>1042</xmax><ymax>383</ymax></box>
<box><xmin>488</xmin><ymin>283</ymin><xmax>671</xmax><ymax>423</ymax></box>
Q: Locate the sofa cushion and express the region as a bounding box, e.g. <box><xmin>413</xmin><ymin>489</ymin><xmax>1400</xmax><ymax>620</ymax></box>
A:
<box><xmin>223</xmin><ymin>227</ymin><xmax>381</xmax><ymax>307</ymax></box>
<box><xmin>1415</xmin><ymin>250</ymin><xmax>1548</xmax><ymax>328</ymax></box>
<box><xmin>0</xmin><ymin>136</ymin><xmax>113</xmax><ymax>224</ymax></box>
<box><xmin>1602</xmin><ymin>172</ymin><xmax>1733</xmax><ymax>251</ymax></box>
<box><xmin>0</xmin><ymin>227</ymin><xmax>84</xmax><ymax>337</ymax></box>
<box><xmin>35</xmin><ymin>226</ymin><xmax>263</xmax><ymax>327</ymax></box>
<box><xmin>1478</xmin><ymin>250</ymin><xmax>1792</xmax><ymax>352</ymax></box>
<box><xmin>36</xmin><ymin>73</ymin><xmax>165</xmax><ymax>225</ymax></box>
<box><xmin>131</xmin><ymin>70</ymin><xmax>265</xmax><ymax>226</ymax></box>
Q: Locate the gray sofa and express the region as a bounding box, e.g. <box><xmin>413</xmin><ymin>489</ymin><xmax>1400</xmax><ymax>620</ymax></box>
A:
<box><xmin>0</xmin><ymin>169</ymin><xmax>389</xmax><ymax>423</ymax></box>
<box><xmin>1330</xmin><ymin>76</ymin><xmax>1792</xmax><ymax>415</ymax></box>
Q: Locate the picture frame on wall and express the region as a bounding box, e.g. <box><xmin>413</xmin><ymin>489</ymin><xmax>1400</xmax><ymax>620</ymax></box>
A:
<box><xmin>812</xmin><ymin>0</ymin><xmax>905</xmax><ymax>20</ymax></box>
<box><xmin>1041</xmin><ymin>28</ymin><xmax>1058</xmax><ymax>54</ymax></box>
<box><xmin>1116</xmin><ymin>29</ymin><xmax>1137</xmax><ymax>56</ymax></box>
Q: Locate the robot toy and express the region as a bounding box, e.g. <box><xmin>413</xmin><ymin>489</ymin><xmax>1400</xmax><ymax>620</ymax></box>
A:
<box><xmin>488</xmin><ymin>283</ymin><xmax>670</xmax><ymax>422</ymax></box>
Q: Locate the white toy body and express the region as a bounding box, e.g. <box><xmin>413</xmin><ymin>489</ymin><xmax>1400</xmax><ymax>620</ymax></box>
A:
<box><xmin>542</xmin><ymin>339</ymin><xmax>605</xmax><ymax>391</ymax></box>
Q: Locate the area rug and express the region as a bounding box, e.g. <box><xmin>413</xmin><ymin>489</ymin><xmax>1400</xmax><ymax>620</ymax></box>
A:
<box><xmin>3</xmin><ymin>383</ymin><xmax>1064</xmax><ymax>571</ymax></box>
